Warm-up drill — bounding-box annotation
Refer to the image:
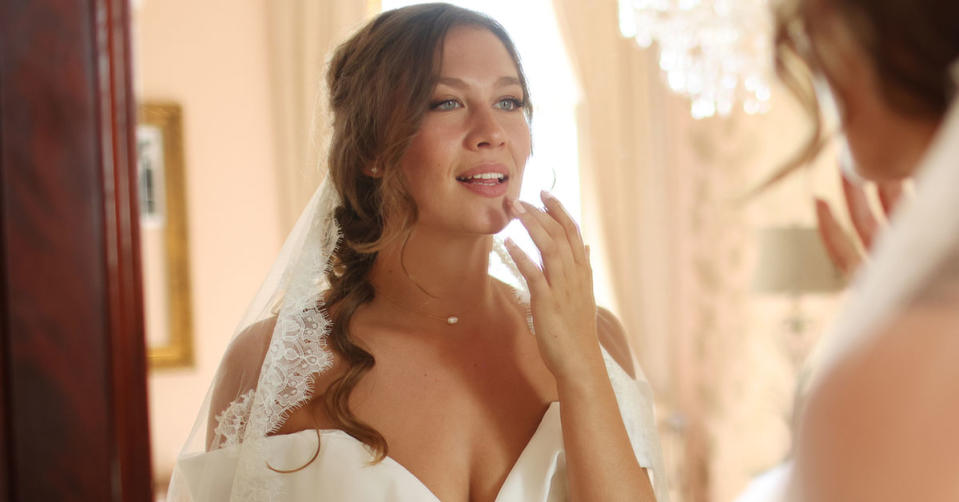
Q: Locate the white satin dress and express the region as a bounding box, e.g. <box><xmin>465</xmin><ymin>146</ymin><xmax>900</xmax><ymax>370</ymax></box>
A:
<box><xmin>173</xmin><ymin>349</ymin><xmax>669</xmax><ymax>502</ymax></box>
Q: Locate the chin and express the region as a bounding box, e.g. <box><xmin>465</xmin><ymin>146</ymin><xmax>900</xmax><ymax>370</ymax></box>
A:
<box><xmin>845</xmin><ymin>132</ymin><xmax>922</xmax><ymax>182</ymax></box>
<box><xmin>850</xmin><ymin>155</ymin><xmax>915</xmax><ymax>182</ymax></box>
<box><xmin>484</xmin><ymin>222</ymin><xmax>510</xmax><ymax>236</ymax></box>
<box><xmin>420</xmin><ymin>210</ymin><xmax>511</xmax><ymax>237</ymax></box>
<box><xmin>473</xmin><ymin>214</ymin><xmax>511</xmax><ymax>235</ymax></box>
<box><xmin>462</xmin><ymin>202</ymin><xmax>513</xmax><ymax>234</ymax></box>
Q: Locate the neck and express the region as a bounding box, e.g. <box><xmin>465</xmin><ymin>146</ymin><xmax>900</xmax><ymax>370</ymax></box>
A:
<box><xmin>369</xmin><ymin>226</ymin><xmax>498</xmax><ymax>316</ymax></box>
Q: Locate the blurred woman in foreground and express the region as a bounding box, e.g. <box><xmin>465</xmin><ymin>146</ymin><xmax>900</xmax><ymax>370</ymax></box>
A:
<box><xmin>772</xmin><ymin>0</ymin><xmax>959</xmax><ymax>500</ymax></box>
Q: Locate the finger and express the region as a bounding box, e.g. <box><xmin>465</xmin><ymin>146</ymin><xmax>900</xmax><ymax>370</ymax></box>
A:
<box><xmin>584</xmin><ymin>244</ymin><xmax>594</xmax><ymax>290</ymax></box>
<box><xmin>815</xmin><ymin>198</ymin><xmax>862</xmax><ymax>276</ymax></box>
<box><xmin>522</xmin><ymin>200</ymin><xmax>570</xmax><ymax>249</ymax></box>
<box><xmin>841</xmin><ymin>175</ymin><xmax>880</xmax><ymax>250</ymax></box>
<box><xmin>503</xmin><ymin>237</ymin><xmax>549</xmax><ymax>297</ymax></box>
<box><xmin>511</xmin><ymin>200</ymin><xmax>571</xmax><ymax>285</ymax></box>
<box><xmin>876</xmin><ymin>180</ymin><xmax>904</xmax><ymax>219</ymax></box>
<box><xmin>540</xmin><ymin>190</ymin><xmax>587</xmax><ymax>265</ymax></box>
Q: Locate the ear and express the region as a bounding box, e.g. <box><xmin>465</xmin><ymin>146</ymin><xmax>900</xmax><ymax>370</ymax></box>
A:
<box><xmin>364</xmin><ymin>164</ymin><xmax>382</xmax><ymax>178</ymax></box>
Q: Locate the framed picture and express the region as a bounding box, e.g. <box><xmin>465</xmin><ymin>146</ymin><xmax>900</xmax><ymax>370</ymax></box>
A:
<box><xmin>137</xmin><ymin>102</ymin><xmax>194</xmax><ymax>369</ymax></box>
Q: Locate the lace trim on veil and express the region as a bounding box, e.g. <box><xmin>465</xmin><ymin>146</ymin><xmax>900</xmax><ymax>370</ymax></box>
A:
<box><xmin>226</xmin><ymin>181</ymin><xmax>341</xmax><ymax>500</ymax></box>
<box><xmin>212</xmin><ymin>389</ymin><xmax>254</xmax><ymax>450</ymax></box>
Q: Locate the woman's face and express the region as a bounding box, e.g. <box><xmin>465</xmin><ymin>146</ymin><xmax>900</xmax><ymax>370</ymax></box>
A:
<box><xmin>397</xmin><ymin>26</ymin><xmax>531</xmax><ymax>235</ymax></box>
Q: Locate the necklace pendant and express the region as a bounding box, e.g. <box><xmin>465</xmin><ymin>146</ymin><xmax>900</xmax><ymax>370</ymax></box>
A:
<box><xmin>446</xmin><ymin>316</ymin><xmax>459</xmax><ymax>325</ymax></box>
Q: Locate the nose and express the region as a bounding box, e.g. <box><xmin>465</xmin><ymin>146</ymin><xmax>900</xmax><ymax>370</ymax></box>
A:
<box><xmin>465</xmin><ymin>107</ymin><xmax>507</xmax><ymax>150</ymax></box>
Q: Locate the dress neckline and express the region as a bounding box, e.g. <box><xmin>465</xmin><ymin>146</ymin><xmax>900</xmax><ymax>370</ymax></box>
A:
<box><xmin>275</xmin><ymin>401</ymin><xmax>561</xmax><ymax>502</ymax></box>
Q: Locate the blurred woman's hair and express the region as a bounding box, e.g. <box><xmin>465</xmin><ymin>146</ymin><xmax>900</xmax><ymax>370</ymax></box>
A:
<box><xmin>756</xmin><ymin>0</ymin><xmax>959</xmax><ymax>191</ymax></box>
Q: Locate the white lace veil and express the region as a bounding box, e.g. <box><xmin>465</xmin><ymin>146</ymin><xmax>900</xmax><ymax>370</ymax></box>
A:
<box><xmin>166</xmin><ymin>177</ymin><xmax>341</xmax><ymax>501</ymax></box>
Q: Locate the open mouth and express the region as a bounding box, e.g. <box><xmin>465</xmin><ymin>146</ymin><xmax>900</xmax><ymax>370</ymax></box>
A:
<box><xmin>455</xmin><ymin>172</ymin><xmax>509</xmax><ymax>185</ymax></box>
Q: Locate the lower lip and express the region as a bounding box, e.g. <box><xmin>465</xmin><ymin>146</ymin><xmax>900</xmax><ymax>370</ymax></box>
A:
<box><xmin>457</xmin><ymin>178</ymin><xmax>509</xmax><ymax>197</ymax></box>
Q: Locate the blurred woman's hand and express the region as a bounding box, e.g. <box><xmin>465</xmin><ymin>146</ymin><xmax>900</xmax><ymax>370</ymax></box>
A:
<box><xmin>815</xmin><ymin>174</ymin><xmax>906</xmax><ymax>277</ymax></box>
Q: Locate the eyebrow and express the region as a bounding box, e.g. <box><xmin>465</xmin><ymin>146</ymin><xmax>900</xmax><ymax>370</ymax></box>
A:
<box><xmin>436</xmin><ymin>76</ymin><xmax>522</xmax><ymax>89</ymax></box>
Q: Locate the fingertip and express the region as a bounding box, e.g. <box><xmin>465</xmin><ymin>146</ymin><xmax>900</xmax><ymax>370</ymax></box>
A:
<box><xmin>814</xmin><ymin>197</ymin><xmax>833</xmax><ymax>216</ymax></box>
<box><xmin>512</xmin><ymin>199</ymin><xmax>527</xmax><ymax>215</ymax></box>
<box><xmin>839</xmin><ymin>174</ymin><xmax>855</xmax><ymax>193</ymax></box>
<box><xmin>503</xmin><ymin>237</ymin><xmax>525</xmax><ymax>265</ymax></box>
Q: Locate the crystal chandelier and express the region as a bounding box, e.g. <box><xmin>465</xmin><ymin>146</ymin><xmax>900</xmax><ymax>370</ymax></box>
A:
<box><xmin>619</xmin><ymin>0</ymin><xmax>774</xmax><ymax>119</ymax></box>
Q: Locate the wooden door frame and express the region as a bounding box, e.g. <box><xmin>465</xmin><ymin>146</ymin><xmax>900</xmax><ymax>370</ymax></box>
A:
<box><xmin>0</xmin><ymin>0</ymin><xmax>152</xmax><ymax>500</ymax></box>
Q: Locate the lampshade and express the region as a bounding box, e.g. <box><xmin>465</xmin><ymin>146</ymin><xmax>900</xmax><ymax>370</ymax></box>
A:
<box><xmin>752</xmin><ymin>226</ymin><xmax>846</xmax><ymax>295</ymax></box>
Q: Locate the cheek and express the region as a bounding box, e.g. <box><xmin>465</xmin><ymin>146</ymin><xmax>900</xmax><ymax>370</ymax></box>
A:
<box><xmin>397</xmin><ymin>130</ymin><xmax>457</xmax><ymax>207</ymax></box>
<box><xmin>399</xmin><ymin>139</ymin><xmax>430</xmax><ymax>178</ymax></box>
<box><xmin>400</xmin><ymin>129</ymin><xmax>446</xmax><ymax>177</ymax></box>
<box><xmin>839</xmin><ymin>90</ymin><xmax>899</xmax><ymax>181</ymax></box>
<box><xmin>509</xmin><ymin>121</ymin><xmax>532</xmax><ymax>162</ymax></box>
<box><xmin>842</xmin><ymin>127</ymin><xmax>873</xmax><ymax>171</ymax></box>
<box><xmin>844</xmin><ymin>126</ymin><xmax>890</xmax><ymax>181</ymax></box>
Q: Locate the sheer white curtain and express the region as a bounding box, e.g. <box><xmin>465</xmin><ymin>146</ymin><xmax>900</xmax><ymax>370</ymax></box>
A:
<box><xmin>550</xmin><ymin>1</ymin><xmax>796</xmax><ymax>501</ymax></box>
<box><xmin>548</xmin><ymin>4</ymin><xmax>702</xmax><ymax>500</ymax></box>
<box><xmin>266</xmin><ymin>0</ymin><xmax>377</xmax><ymax>231</ymax></box>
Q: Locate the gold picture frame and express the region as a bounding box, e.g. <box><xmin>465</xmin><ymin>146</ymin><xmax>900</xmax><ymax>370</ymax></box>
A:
<box><xmin>137</xmin><ymin>102</ymin><xmax>194</xmax><ymax>369</ymax></box>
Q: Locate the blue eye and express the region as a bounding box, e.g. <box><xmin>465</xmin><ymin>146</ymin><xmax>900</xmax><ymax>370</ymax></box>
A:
<box><xmin>495</xmin><ymin>97</ymin><xmax>524</xmax><ymax>111</ymax></box>
<box><xmin>430</xmin><ymin>99</ymin><xmax>461</xmax><ymax>111</ymax></box>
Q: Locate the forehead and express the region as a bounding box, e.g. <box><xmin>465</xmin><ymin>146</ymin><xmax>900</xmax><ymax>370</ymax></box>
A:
<box><xmin>437</xmin><ymin>26</ymin><xmax>520</xmax><ymax>81</ymax></box>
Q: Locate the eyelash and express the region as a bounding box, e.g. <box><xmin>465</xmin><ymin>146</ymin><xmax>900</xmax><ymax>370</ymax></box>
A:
<box><xmin>496</xmin><ymin>97</ymin><xmax>525</xmax><ymax>111</ymax></box>
<box><xmin>428</xmin><ymin>97</ymin><xmax>525</xmax><ymax>112</ymax></box>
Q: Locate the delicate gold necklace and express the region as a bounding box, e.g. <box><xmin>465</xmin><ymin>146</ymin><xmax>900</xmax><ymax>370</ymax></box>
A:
<box><xmin>373</xmin><ymin>287</ymin><xmax>489</xmax><ymax>326</ymax></box>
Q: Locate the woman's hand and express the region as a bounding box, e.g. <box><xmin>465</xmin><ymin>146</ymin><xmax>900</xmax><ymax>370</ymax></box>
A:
<box><xmin>504</xmin><ymin>192</ymin><xmax>658</xmax><ymax>501</ymax></box>
<box><xmin>815</xmin><ymin>174</ymin><xmax>905</xmax><ymax>278</ymax></box>
<box><xmin>503</xmin><ymin>190</ymin><xmax>603</xmax><ymax>382</ymax></box>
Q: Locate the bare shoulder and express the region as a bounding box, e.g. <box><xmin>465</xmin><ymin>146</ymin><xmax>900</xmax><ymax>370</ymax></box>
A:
<box><xmin>211</xmin><ymin>316</ymin><xmax>277</xmax><ymax>403</ymax></box>
<box><xmin>798</xmin><ymin>302</ymin><xmax>959</xmax><ymax>501</ymax></box>
<box><xmin>596</xmin><ymin>307</ymin><xmax>636</xmax><ymax>379</ymax></box>
<box><xmin>221</xmin><ymin>316</ymin><xmax>277</xmax><ymax>370</ymax></box>
<box><xmin>206</xmin><ymin>316</ymin><xmax>278</xmax><ymax>447</ymax></box>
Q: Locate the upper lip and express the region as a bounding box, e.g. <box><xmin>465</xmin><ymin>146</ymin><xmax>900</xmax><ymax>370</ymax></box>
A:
<box><xmin>455</xmin><ymin>163</ymin><xmax>510</xmax><ymax>180</ymax></box>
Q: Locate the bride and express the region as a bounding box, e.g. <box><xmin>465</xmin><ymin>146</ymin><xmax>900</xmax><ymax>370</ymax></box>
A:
<box><xmin>167</xmin><ymin>4</ymin><xmax>667</xmax><ymax>501</ymax></box>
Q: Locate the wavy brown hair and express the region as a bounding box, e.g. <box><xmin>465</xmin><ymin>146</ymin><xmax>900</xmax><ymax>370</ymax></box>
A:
<box><xmin>318</xmin><ymin>3</ymin><xmax>532</xmax><ymax>462</ymax></box>
<box><xmin>755</xmin><ymin>0</ymin><xmax>959</xmax><ymax>192</ymax></box>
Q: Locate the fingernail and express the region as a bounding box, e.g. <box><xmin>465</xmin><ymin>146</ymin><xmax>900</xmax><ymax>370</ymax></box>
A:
<box><xmin>540</xmin><ymin>190</ymin><xmax>556</xmax><ymax>203</ymax></box>
<box><xmin>512</xmin><ymin>199</ymin><xmax>526</xmax><ymax>214</ymax></box>
<box><xmin>504</xmin><ymin>237</ymin><xmax>516</xmax><ymax>247</ymax></box>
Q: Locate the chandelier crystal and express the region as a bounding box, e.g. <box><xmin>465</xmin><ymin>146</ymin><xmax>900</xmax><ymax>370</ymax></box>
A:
<box><xmin>619</xmin><ymin>0</ymin><xmax>774</xmax><ymax>119</ymax></box>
